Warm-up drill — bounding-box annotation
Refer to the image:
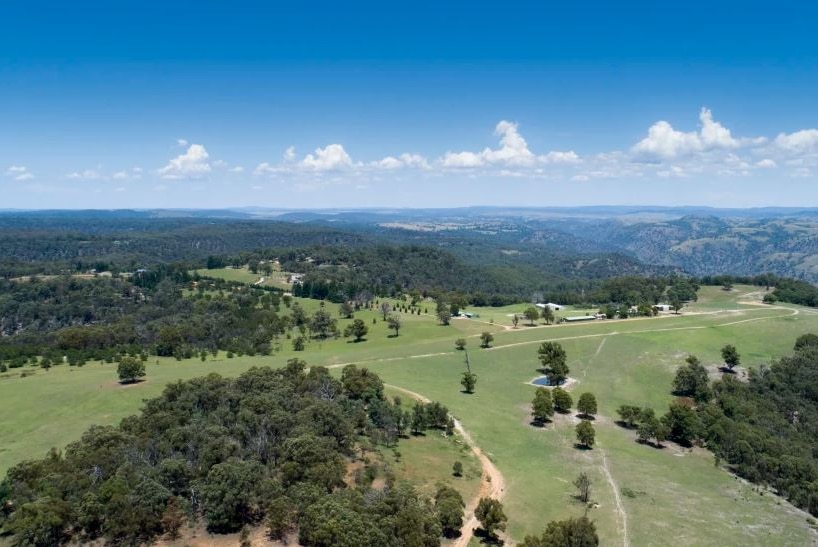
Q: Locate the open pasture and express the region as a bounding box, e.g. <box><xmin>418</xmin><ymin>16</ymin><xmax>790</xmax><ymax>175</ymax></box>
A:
<box><xmin>2</xmin><ymin>286</ymin><xmax>817</xmax><ymax>545</ymax></box>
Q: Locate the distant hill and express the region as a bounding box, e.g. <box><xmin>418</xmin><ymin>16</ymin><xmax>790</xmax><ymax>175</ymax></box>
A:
<box><xmin>551</xmin><ymin>215</ymin><xmax>818</xmax><ymax>282</ymax></box>
<box><xmin>2</xmin><ymin>207</ymin><xmax>818</xmax><ymax>284</ymax></box>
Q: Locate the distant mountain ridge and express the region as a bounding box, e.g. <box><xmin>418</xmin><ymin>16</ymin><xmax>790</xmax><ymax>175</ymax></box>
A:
<box><xmin>2</xmin><ymin>207</ymin><xmax>818</xmax><ymax>283</ymax></box>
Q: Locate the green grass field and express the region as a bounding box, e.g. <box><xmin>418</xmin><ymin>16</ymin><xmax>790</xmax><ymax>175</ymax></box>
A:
<box><xmin>193</xmin><ymin>264</ymin><xmax>292</xmax><ymax>289</ymax></box>
<box><xmin>2</xmin><ymin>286</ymin><xmax>818</xmax><ymax>545</ymax></box>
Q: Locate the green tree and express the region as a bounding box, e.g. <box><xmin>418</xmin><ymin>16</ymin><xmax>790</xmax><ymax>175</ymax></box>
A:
<box><xmin>266</xmin><ymin>497</ymin><xmax>294</xmax><ymax>541</ymax></box>
<box><xmin>576</xmin><ymin>392</ymin><xmax>597</xmax><ymax>418</ymax></box>
<box><xmin>201</xmin><ymin>460</ymin><xmax>263</xmax><ymax>532</ymax></box>
<box><xmin>290</xmin><ymin>301</ymin><xmax>307</xmax><ymax>326</ymax></box>
<box><xmin>576</xmin><ymin>420</ymin><xmax>595</xmax><ymax>448</ymax></box>
<box><xmin>661</xmin><ymin>401</ymin><xmax>702</xmax><ymax>446</ymax></box>
<box><xmin>672</xmin><ymin>354</ymin><xmax>711</xmax><ymax>402</ymax></box>
<box><xmin>455</xmin><ymin>338</ymin><xmax>467</xmax><ymax>350</ymax></box>
<box><xmin>540</xmin><ymin>306</ymin><xmax>555</xmax><ymax>325</ymax></box>
<box><xmin>343</xmin><ymin>318</ymin><xmax>368</xmax><ymax>342</ymax></box>
<box><xmin>616</xmin><ymin>404</ymin><xmax>642</xmax><ymax>428</ymax></box>
<box><xmin>161</xmin><ymin>496</ymin><xmax>186</xmax><ymax>540</ymax></box>
<box><xmin>573</xmin><ymin>472</ymin><xmax>592</xmax><ymax>503</ymax></box>
<box><xmin>480</xmin><ymin>331</ymin><xmax>494</xmax><ymax>348</ymax></box>
<box><xmin>117</xmin><ymin>356</ymin><xmax>146</xmax><ymax>384</ymax></box>
<box><xmin>721</xmin><ymin>344</ymin><xmax>741</xmax><ymax>371</ymax></box>
<box><xmin>524</xmin><ymin>306</ymin><xmax>540</xmax><ymax>326</ymax></box>
<box><xmin>794</xmin><ymin>333</ymin><xmax>818</xmax><ymax>352</ymax></box>
<box><xmin>341</xmin><ymin>365</ymin><xmax>384</xmax><ymax>403</ymax></box>
<box><xmin>310</xmin><ymin>309</ymin><xmax>338</xmax><ymax>339</ymax></box>
<box><xmin>298</xmin><ymin>494</ymin><xmax>385</xmax><ymax>547</ymax></box>
<box><xmin>292</xmin><ymin>336</ymin><xmax>306</xmax><ymax>351</ymax></box>
<box><xmin>435</xmin><ymin>484</ymin><xmax>465</xmax><ymax>538</ymax></box>
<box><xmin>386</xmin><ymin>314</ymin><xmax>402</xmax><ymax>337</ymax></box>
<box><xmin>475</xmin><ymin>497</ymin><xmax>507</xmax><ymax>539</ymax></box>
<box><xmin>339</xmin><ymin>301</ymin><xmax>354</xmax><ymax>318</ymax></box>
<box><xmin>538</xmin><ymin>342</ymin><xmax>569</xmax><ymax>385</ymax></box>
<box><xmin>512</xmin><ymin>314</ymin><xmax>520</xmax><ymax>328</ymax></box>
<box><xmin>5</xmin><ymin>498</ymin><xmax>72</xmax><ymax>547</ymax></box>
<box><xmin>519</xmin><ymin>516</ymin><xmax>599</xmax><ymax>547</ymax></box>
<box><xmin>637</xmin><ymin>410</ymin><xmax>668</xmax><ymax>447</ymax></box>
<box><xmin>411</xmin><ymin>402</ymin><xmax>427</xmax><ymax>435</ymax></box>
<box><xmin>552</xmin><ymin>387</ymin><xmax>573</xmax><ymax>413</ymax></box>
<box><xmin>461</xmin><ymin>371</ymin><xmax>477</xmax><ymax>394</ymax></box>
<box><xmin>671</xmin><ymin>297</ymin><xmax>683</xmax><ymax>315</ymax></box>
<box><xmin>531</xmin><ymin>388</ymin><xmax>554</xmax><ymax>425</ymax></box>
<box><xmin>601</xmin><ymin>304</ymin><xmax>617</xmax><ymax>319</ymax></box>
<box><xmin>452</xmin><ymin>461</ymin><xmax>463</xmax><ymax>477</ymax></box>
<box><xmin>436</xmin><ymin>301</ymin><xmax>451</xmax><ymax>325</ymax></box>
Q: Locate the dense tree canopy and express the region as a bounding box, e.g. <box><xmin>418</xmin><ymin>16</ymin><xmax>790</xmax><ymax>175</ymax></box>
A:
<box><xmin>0</xmin><ymin>363</ymin><xmax>456</xmax><ymax>546</ymax></box>
<box><xmin>701</xmin><ymin>342</ymin><xmax>818</xmax><ymax>515</ymax></box>
<box><xmin>519</xmin><ymin>516</ymin><xmax>599</xmax><ymax>547</ymax></box>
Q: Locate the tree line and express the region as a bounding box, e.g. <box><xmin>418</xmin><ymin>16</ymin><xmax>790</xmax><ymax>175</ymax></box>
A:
<box><xmin>609</xmin><ymin>334</ymin><xmax>818</xmax><ymax>517</ymax></box>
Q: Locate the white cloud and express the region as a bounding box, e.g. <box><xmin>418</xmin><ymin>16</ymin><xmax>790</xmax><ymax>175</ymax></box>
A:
<box><xmin>774</xmin><ymin>129</ymin><xmax>818</xmax><ymax>153</ymax></box>
<box><xmin>657</xmin><ymin>165</ymin><xmax>687</xmax><ymax>178</ymax></box>
<box><xmin>301</xmin><ymin>144</ymin><xmax>353</xmax><ymax>171</ymax></box>
<box><xmin>158</xmin><ymin>144</ymin><xmax>211</xmax><ymax>179</ymax></box>
<box><xmin>483</xmin><ymin>120</ymin><xmax>537</xmax><ymax>166</ymax></box>
<box><xmin>441</xmin><ymin>150</ymin><xmax>484</xmax><ymax>168</ymax></box>
<box><xmin>632</xmin><ymin>120</ymin><xmax>703</xmax><ymax>160</ymax></box>
<box><xmin>253</xmin><ymin>162</ymin><xmax>276</xmax><ymax>176</ymax></box>
<box><xmin>443</xmin><ymin>120</ymin><xmax>537</xmax><ymax>168</ymax></box>
<box><xmin>5</xmin><ymin>165</ymin><xmax>34</xmax><ymax>181</ymax></box>
<box><xmin>632</xmin><ymin>107</ymin><xmax>742</xmax><ymax>160</ymax></box>
<box><xmin>67</xmin><ymin>169</ymin><xmax>101</xmax><ymax>180</ymax></box>
<box><xmin>19</xmin><ymin>109</ymin><xmax>812</xmax><ymax>188</ymax></box>
<box><xmin>374</xmin><ymin>153</ymin><xmax>430</xmax><ymax>170</ymax></box>
<box><xmin>699</xmin><ymin>108</ymin><xmax>739</xmax><ymax>149</ymax></box>
<box><xmin>540</xmin><ymin>150</ymin><xmax>580</xmax><ymax>164</ymax></box>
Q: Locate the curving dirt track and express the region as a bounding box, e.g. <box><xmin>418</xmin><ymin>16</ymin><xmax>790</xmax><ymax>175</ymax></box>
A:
<box><xmin>384</xmin><ymin>383</ymin><xmax>508</xmax><ymax>547</ymax></box>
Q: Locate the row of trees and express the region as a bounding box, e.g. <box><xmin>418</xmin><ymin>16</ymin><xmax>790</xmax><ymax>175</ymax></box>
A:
<box><xmin>531</xmin><ymin>388</ymin><xmax>597</xmax><ymax>425</ymax></box>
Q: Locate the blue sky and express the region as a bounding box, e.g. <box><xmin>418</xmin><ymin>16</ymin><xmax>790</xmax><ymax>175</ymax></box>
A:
<box><xmin>2</xmin><ymin>1</ymin><xmax>818</xmax><ymax>209</ymax></box>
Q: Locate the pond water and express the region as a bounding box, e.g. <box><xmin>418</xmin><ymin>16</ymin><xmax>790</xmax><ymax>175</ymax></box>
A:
<box><xmin>531</xmin><ymin>376</ymin><xmax>563</xmax><ymax>386</ymax></box>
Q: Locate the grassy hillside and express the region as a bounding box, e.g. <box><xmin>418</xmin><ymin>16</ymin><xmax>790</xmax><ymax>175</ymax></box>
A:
<box><xmin>2</xmin><ymin>287</ymin><xmax>818</xmax><ymax>545</ymax></box>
